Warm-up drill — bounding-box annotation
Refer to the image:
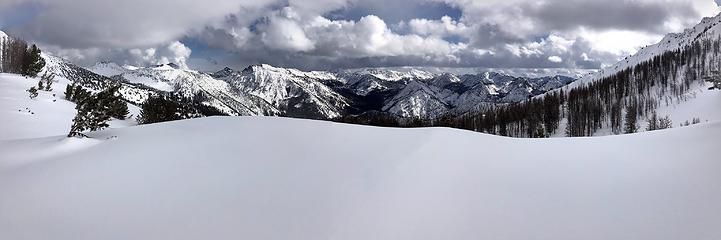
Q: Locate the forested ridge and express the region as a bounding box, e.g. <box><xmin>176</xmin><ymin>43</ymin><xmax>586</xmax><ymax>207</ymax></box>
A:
<box><xmin>336</xmin><ymin>37</ymin><xmax>721</xmax><ymax>137</ymax></box>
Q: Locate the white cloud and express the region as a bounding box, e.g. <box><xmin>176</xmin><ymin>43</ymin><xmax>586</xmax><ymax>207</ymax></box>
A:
<box><xmin>284</xmin><ymin>14</ymin><xmax>466</xmax><ymax>59</ymax></box>
<box><xmin>573</xmin><ymin>28</ymin><xmax>663</xmax><ymax>57</ymax></box>
<box><xmin>261</xmin><ymin>9</ymin><xmax>316</xmax><ymax>52</ymax></box>
<box><xmin>1</xmin><ymin>0</ymin><xmax>277</xmax><ymax>48</ymax></box>
<box><xmin>44</xmin><ymin>41</ymin><xmax>192</xmax><ymax>68</ymax></box>
<box><xmin>407</xmin><ymin>16</ymin><xmax>470</xmax><ymax>38</ymax></box>
<box><xmin>3</xmin><ymin>0</ymin><xmax>720</xmax><ymax>70</ymax></box>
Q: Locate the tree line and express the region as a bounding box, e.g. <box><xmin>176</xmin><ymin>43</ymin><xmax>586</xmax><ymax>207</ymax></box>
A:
<box><xmin>1</xmin><ymin>34</ymin><xmax>45</xmax><ymax>77</ymax></box>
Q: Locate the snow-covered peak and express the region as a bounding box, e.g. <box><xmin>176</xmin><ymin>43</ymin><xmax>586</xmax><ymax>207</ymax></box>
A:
<box><xmin>429</xmin><ymin>73</ymin><xmax>462</xmax><ymax>87</ymax></box>
<box><xmin>241</xmin><ymin>64</ymin><xmax>337</xmax><ymax>81</ymax></box>
<box><xmin>342</xmin><ymin>68</ymin><xmax>437</xmax><ymax>81</ymax></box>
<box><xmin>87</xmin><ymin>62</ymin><xmax>129</xmax><ymax>77</ymax></box>
<box><xmin>152</xmin><ymin>63</ymin><xmax>181</xmax><ymax>70</ymax></box>
<box><xmin>0</xmin><ymin>30</ymin><xmax>7</xmax><ymax>40</ymax></box>
<box><xmin>212</xmin><ymin>67</ymin><xmax>237</xmax><ymax>78</ymax></box>
<box><xmin>123</xmin><ymin>65</ymin><xmax>139</xmax><ymax>71</ymax></box>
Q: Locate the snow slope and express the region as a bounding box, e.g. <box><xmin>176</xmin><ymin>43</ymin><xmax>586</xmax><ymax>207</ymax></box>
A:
<box><xmin>85</xmin><ymin>62</ymin><xmax>130</xmax><ymax>77</ymax></box>
<box><xmin>570</xmin><ymin>12</ymin><xmax>721</xmax><ymax>89</ymax></box>
<box><xmin>1</xmin><ymin>117</ymin><xmax>720</xmax><ymax>240</ymax></box>
<box><xmin>0</xmin><ymin>73</ymin><xmax>139</xmax><ymax>140</ymax></box>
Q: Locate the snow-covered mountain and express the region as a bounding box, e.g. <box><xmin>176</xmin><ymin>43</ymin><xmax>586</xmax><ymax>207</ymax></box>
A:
<box><xmin>572</xmin><ymin>13</ymin><xmax>721</xmax><ymax>88</ymax></box>
<box><xmin>507</xmin><ymin>12</ymin><xmax>721</xmax><ymax>138</ymax></box>
<box><xmin>86</xmin><ymin>61</ymin><xmax>278</xmax><ymax>116</ymax></box>
<box><xmin>215</xmin><ymin>64</ymin><xmax>349</xmax><ymax>119</ymax></box>
<box><xmin>83</xmin><ymin>61</ymin><xmax>577</xmax><ymax>119</ymax></box>
<box><xmin>86</xmin><ymin>62</ymin><xmax>131</xmax><ymax>77</ymax></box>
<box><xmin>379</xmin><ymin>72</ymin><xmax>574</xmax><ymax>118</ymax></box>
<box><xmin>43</xmin><ymin>54</ymin><xmax>158</xmax><ymax>105</ymax></box>
<box><xmin>339</xmin><ymin>68</ymin><xmax>436</xmax><ymax>81</ymax></box>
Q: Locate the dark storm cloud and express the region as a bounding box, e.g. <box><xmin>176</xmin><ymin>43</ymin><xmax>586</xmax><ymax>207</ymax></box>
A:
<box><xmin>525</xmin><ymin>0</ymin><xmax>700</xmax><ymax>33</ymax></box>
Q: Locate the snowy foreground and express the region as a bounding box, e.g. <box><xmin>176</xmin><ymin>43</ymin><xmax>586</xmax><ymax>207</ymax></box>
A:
<box><xmin>1</xmin><ymin>117</ymin><xmax>720</xmax><ymax>240</ymax></box>
<box><xmin>0</xmin><ymin>73</ymin><xmax>138</xmax><ymax>140</ymax></box>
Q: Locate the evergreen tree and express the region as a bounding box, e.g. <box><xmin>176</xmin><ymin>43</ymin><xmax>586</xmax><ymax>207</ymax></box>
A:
<box><xmin>658</xmin><ymin>116</ymin><xmax>673</xmax><ymax>130</ymax></box>
<box><xmin>624</xmin><ymin>105</ymin><xmax>638</xmax><ymax>134</ymax></box>
<box><xmin>22</xmin><ymin>44</ymin><xmax>45</xmax><ymax>77</ymax></box>
<box><xmin>67</xmin><ymin>85</ymin><xmax>128</xmax><ymax>137</ymax></box>
<box><xmin>96</xmin><ymin>84</ymin><xmax>129</xmax><ymax>120</ymax></box>
<box><xmin>137</xmin><ymin>95</ymin><xmax>182</xmax><ymax>124</ymax></box>
<box><xmin>40</xmin><ymin>72</ymin><xmax>55</xmax><ymax>91</ymax></box>
<box><xmin>64</xmin><ymin>84</ymin><xmax>75</xmax><ymax>100</ymax></box>
<box><xmin>646</xmin><ymin>112</ymin><xmax>659</xmax><ymax>131</ymax></box>
<box><xmin>68</xmin><ymin>96</ymin><xmax>111</xmax><ymax>137</ymax></box>
<box><xmin>71</xmin><ymin>85</ymin><xmax>91</xmax><ymax>103</ymax></box>
<box><xmin>27</xmin><ymin>86</ymin><xmax>38</xmax><ymax>99</ymax></box>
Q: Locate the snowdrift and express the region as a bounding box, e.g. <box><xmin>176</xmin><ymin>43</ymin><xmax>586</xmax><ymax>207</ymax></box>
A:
<box><xmin>1</xmin><ymin>117</ymin><xmax>720</xmax><ymax>240</ymax></box>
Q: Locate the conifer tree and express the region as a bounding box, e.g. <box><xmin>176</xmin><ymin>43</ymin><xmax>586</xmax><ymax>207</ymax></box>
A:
<box><xmin>97</xmin><ymin>84</ymin><xmax>129</xmax><ymax>120</ymax></box>
<box><xmin>137</xmin><ymin>95</ymin><xmax>182</xmax><ymax>124</ymax></box>
<box><xmin>646</xmin><ymin>112</ymin><xmax>659</xmax><ymax>131</ymax></box>
<box><xmin>40</xmin><ymin>72</ymin><xmax>55</xmax><ymax>91</ymax></box>
<box><xmin>67</xmin><ymin>85</ymin><xmax>128</xmax><ymax>137</ymax></box>
<box><xmin>22</xmin><ymin>44</ymin><xmax>45</xmax><ymax>77</ymax></box>
<box><xmin>68</xmin><ymin>96</ymin><xmax>111</xmax><ymax>137</ymax></box>
<box><xmin>624</xmin><ymin>105</ymin><xmax>638</xmax><ymax>134</ymax></box>
<box><xmin>64</xmin><ymin>84</ymin><xmax>75</xmax><ymax>100</ymax></box>
<box><xmin>27</xmin><ymin>86</ymin><xmax>38</xmax><ymax>99</ymax></box>
<box><xmin>658</xmin><ymin>116</ymin><xmax>673</xmax><ymax>130</ymax></box>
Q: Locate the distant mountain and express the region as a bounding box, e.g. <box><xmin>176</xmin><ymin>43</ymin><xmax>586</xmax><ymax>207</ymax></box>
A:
<box><xmin>86</xmin><ymin>61</ymin><xmax>277</xmax><ymax>116</ymax></box>
<box><xmin>217</xmin><ymin>64</ymin><xmax>348</xmax><ymax>119</ymax></box>
<box><xmin>83</xmin><ymin>61</ymin><xmax>577</xmax><ymax>119</ymax></box>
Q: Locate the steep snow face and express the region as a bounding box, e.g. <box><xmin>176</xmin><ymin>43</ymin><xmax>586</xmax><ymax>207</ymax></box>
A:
<box><xmin>1</xmin><ymin>117</ymin><xmax>720</xmax><ymax>240</ymax></box>
<box><xmin>382</xmin><ymin>81</ymin><xmax>452</xmax><ymax>118</ymax></box>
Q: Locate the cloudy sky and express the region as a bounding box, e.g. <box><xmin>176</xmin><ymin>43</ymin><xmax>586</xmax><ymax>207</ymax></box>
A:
<box><xmin>0</xmin><ymin>0</ymin><xmax>719</xmax><ymax>71</ymax></box>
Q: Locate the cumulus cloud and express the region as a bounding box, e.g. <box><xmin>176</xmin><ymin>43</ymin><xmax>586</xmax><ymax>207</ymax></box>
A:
<box><xmin>1</xmin><ymin>0</ymin><xmax>719</xmax><ymax>71</ymax></box>
<box><xmin>260</xmin><ymin>8</ymin><xmax>316</xmax><ymax>52</ymax></box>
<box><xmin>548</xmin><ymin>56</ymin><xmax>562</xmax><ymax>63</ymax></box>
<box><xmin>406</xmin><ymin>16</ymin><xmax>471</xmax><ymax>38</ymax></box>
<box><xmin>303</xmin><ymin>15</ymin><xmax>465</xmax><ymax>59</ymax></box>
<box><xmin>1</xmin><ymin>0</ymin><xmax>276</xmax><ymax>48</ymax></box>
<box><xmin>42</xmin><ymin>41</ymin><xmax>193</xmax><ymax>68</ymax></box>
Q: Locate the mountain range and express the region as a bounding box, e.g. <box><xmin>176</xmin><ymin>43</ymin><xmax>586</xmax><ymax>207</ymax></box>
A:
<box><xmin>4</xmin><ymin>11</ymin><xmax>721</xmax><ymax>131</ymax></box>
<box><xmin>81</xmin><ymin>61</ymin><xmax>575</xmax><ymax>119</ymax></box>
